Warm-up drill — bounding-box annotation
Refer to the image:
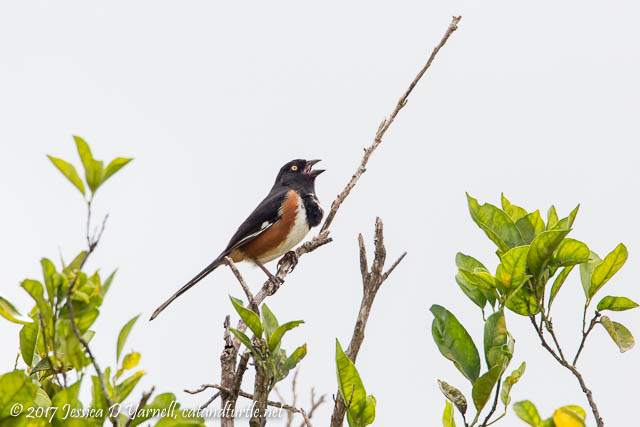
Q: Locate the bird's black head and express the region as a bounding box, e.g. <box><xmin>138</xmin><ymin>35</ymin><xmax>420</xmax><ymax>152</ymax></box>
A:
<box><xmin>273</xmin><ymin>159</ymin><xmax>325</xmax><ymax>192</ymax></box>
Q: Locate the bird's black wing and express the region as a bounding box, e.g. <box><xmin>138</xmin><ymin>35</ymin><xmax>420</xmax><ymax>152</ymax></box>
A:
<box><xmin>149</xmin><ymin>187</ymin><xmax>289</xmax><ymax>321</ymax></box>
<box><xmin>221</xmin><ymin>187</ymin><xmax>290</xmax><ymax>254</ymax></box>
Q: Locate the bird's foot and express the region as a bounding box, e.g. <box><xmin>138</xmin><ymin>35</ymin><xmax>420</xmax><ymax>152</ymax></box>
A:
<box><xmin>277</xmin><ymin>251</ymin><xmax>299</xmax><ymax>274</ymax></box>
<box><xmin>268</xmin><ymin>275</ymin><xmax>284</xmax><ymax>295</ymax></box>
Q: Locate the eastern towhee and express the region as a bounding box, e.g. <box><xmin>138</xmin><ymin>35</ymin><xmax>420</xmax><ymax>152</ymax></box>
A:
<box><xmin>150</xmin><ymin>159</ymin><xmax>325</xmax><ymax>320</ymax></box>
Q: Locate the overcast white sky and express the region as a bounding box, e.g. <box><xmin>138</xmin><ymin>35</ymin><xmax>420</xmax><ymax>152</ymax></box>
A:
<box><xmin>1</xmin><ymin>1</ymin><xmax>639</xmax><ymax>426</ymax></box>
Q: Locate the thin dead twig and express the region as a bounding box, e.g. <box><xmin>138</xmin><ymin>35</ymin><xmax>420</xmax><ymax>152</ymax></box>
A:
<box><xmin>125</xmin><ymin>386</ymin><xmax>156</xmax><ymax>427</ymax></box>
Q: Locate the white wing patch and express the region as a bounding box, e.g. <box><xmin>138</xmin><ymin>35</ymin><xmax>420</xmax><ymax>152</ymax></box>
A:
<box><xmin>232</xmin><ymin>219</ymin><xmax>278</xmax><ymax>249</ymax></box>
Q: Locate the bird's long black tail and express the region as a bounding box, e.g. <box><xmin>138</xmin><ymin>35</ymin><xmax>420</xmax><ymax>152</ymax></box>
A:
<box><xmin>149</xmin><ymin>256</ymin><xmax>224</xmax><ymax>320</ymax></box>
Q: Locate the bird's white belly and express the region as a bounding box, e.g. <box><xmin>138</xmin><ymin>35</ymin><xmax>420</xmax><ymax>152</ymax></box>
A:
<box><xmin>257</xmin><ymin>201</ymin><xmax>309</xmax><ymax>263</ymax></box>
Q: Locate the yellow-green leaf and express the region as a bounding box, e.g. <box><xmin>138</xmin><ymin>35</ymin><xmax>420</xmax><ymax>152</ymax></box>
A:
<box><xmin>515</xmin><ymin>210</ymin><xmax>545</xmax><ymax>244</ymax></box>
<box><xmin>552</xmin><ymin>239</ymin><xmax>590</xmax><ymax>267</ymax></box>
<box><xmin>513</xmin><ymin>400</ymin><xmax>542</xmax><ymax>426</ymax></box>
<box><xmin>103</xmin><ymin>157</ymin><xmax>133</xmax><ymax>182</ymax></box>
<box><xmin>0</xmin><ymin>296</ymin><xmax>32</xmax><ymax>324</ymax></box>
<box><xmin>496</xmin><ymin>246</ymin><xmax>529</xmax><ymax>291</ymax></box>
<box><xmin>501</xmin><ymin>361</ymin><xmax>525</xmax><ymax>406</ymax></box>
<box><xmin>47</xmin><ymin>155</ymin><xmax>85</xmax><ymax>195</ymax></box>
<box><xmin>74</xmin><ymin>135</ymin><xmax>94</xmax><ymax>171</ymax></box>
<box><xmin>229</xmin><ymin>296</ymin><xmax>263</xmax><ymax>338</ymax></box>
<box><xmin>552</xmin><ymin>406</ymin><xmax>586</xmax><ymax>427</ymax></box>
<box><xmin>501</xmin><ymin>194</ymin><xmax>528</xmax><ymax>222</ymax></box>
<box><xmin>467</xmin><ymin>194</ymin><xmax>523</xmax><ymax>254</ymax></box>
<box><xmin>122</xmin><ymin>352</ymin><xmax>141</xmax><ymax>370</ymax></box>
<box><xmin>117</xmin><ymin>314</ymin><xmax>140</xmax><ymax>362</ymax></box>
<box><xmin>442</xmin><ymin>400</ymin><xmax>456</xmax><ymax>427</ymax></box>
<box><xmin>597</xmin><ymin>296</ymin><xmax>639</xmax><ymax>312</ymax></box>
<box><xmin>600</xmin><ymin>316</ymin><xmax>635</xmax><ymax>352</ymax></box>
<box><xmin>589</xmin><ymin>243</ymin><xmax>627</xmax><ymax>299</ymax></box>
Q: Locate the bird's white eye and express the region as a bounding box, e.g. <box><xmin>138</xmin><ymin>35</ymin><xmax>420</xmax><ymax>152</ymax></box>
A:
<box><xmin>291</xmin><ymin>165</ymin><xmax>298</xmax><ymax>171</ymax></box>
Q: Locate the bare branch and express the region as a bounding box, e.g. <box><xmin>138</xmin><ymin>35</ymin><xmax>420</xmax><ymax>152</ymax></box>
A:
<box><xmin>381</xmin><ymin>252</ymin><xmax>407</xmax><ymax>283</ymax></box>
<box><xmin>186</xmin><ymin>384</ymin><xmax>308</xmax><ymax>414</ymax></box>
<box><xmin>224</xmin><ymin>257</ymin><xmax>258</xmax><ymax>313</ymax></box>
<box><xmin>573</xmin><ymin>311</ymin><xmax>600</xmax><ymax>366</ymax></box>
<box><xmin>320</xmin><ymin>16</ymin><xmax>462</xmax><ymax>234</ymax></box>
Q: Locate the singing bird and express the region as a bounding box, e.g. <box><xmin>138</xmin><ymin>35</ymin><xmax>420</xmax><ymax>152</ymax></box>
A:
<box><xmin>150</xmin><ymin>159</ymin><xmax>325</xmax><ymax>320</ymax></box>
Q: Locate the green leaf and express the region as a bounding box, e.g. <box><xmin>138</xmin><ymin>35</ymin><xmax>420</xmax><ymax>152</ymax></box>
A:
<box><xmin>589</xmin><ymin>243</ymin><xmax>627</xmax><ymax>299</ymax></box>
<box><xmin>600</xmin><ymin>316</ymin><xmax>635</xmax><ymax>352</ymax></box>
<box><xmin>506</xmin><ymin>283</ymin><xmax>540</xmax><ymax>316</ymax></box>
<box><xmin>552</xmin><ymin>205</ymin><xmax>580</xmax><ymax>231</ymax></box>
<box><xmin>21</xmin><ymin>280</ymin><xmax>53</xmax><ymax>325</ymax></box>
<box><xmin>268</xmin><ymin>320</ymin><xmax>304</xmax><ymax>353</ymax></box>
<box><xmin>442</xmin><ymin>401</ymin><xmax>456</xmax><ymax>427</ymax></box>
<box><xmin>457</xmin><ymin>269</ymin><xmax>497</xmax><ymax>291</ymax></box>
<box><xmin>90</xmin><ymin>375</ymin><xmax>108</xmax><ymax>414</ymax></box>
<box><xmin>230</xmin><ymin>328</ymin><xmax>256</xmax><ymax>354</ymax></box>
<box><xmin>229</xmin><ymin>296</ymin><xmax>263</xmax><ymax>338</ymax></box>
<box><xmin>114</xmin><ymin>370</ymin><xmax>145</xmax><ymax>403</ymax></box>
<box><xmin>527</xmin><ymin>230</ymin><xmax>570</xmax><ymax>281</ymax></box>
<box><xmin>515</xmin><ymin>211</ymin><xmax>545</xmax><ymax>244</ymax></box>
<box><xmin>122</xmin><ymin>352</ymin><xmax>141</xmax><ymax>370</ymax></box>
<box><xmin>75</xmin><ymin>308</ymin><xmax>99</xmax><ymax>332</ymax></box>
<box><xmin>261</xmin><ymin>304</ymin><xmax>279</xmax><ymax>343</ymax></box>
<box><xmin>103</xmin><ymin>157</ymin><xmax>133</xmax><ymax>182</ymax></box>
<box><xmin>472</xmin><ymin>365</ymin><xmax>502</xmax><ymax>412</ymax></box>
<box><xmin>548</xmin><ymin>266</ymin><xmax>575</xmax><ymax>310</ymax></box>
<box><xmin>86</xmin><ymin>159</ymin><xmax>104</xmax><ymax>193</ymax></box>
<box><xmin>455</xmin><ymin>274</ymin><xmax>487</xmax><ymax>311</ymax></box>
<box><xmin>501</xmin><ymin>194</ymin><xmax>528</xmax><ymax>222</ymax></box>
<box><xmin>579</xmin><ymin>251</ymin><xmax>602</xmax><ymax>298</ymax></box>
<box><xmin>546</xmin><ymin>206</ymin><xmax>559</xmax><ymax>230</ymax></box>
<box><xmin>514</xmin><ymin>400</ymin><xmax>542</xmax><ymax>426</ymax></box>
<box><xmin>101</xmin><ymin>269</ymin><xmax>117</xmax><ymax>297</ymax></box>
<box><xmin>484</xmin><ymin>311</ymin><xmax>508</xmax><ymax>369</ymax></box>
<box><xmin>552</xmin><ymin>239</ymin><xmax>590</xmax><ymax>267</ymax></box>
<box><xmin>0</xmin><ymin>370</ymin><xmax>38</xmax><ymax>419</ymax></box>
<box><xmin>437</xmin><ymin>380</ymin><xmax>467</xmax><ymax>416</ymax></box>
<box><xmin>51</xmin><ymin>380</ymin><xmax>82</xmax><ymax>424</ymax></box>
<box><xmin>496</xmin><ymin>246</ymin><xmax>530</xmax><ymax>291</ymax></box>
<box><xmin>597</xmin><ymin>296</ymin><xmax>639</xmax><ymax>312</ymax></box>
<box><xmin>0</xmin><ymin>296</ymin><xmax>32</xmax><ymax>324</ymax></box>
<box><xmin>430</xmin><ymin>305</ymin><xmax>481</xmax><ymax>382</ymax></box>
<box><xmin>117</xmin><ymin>314</ymin><xmax>140</xmax><ymax>362</ymax></box>
<box><xmin>467</xmin><ymin>194</ymin><xmax>523</xmax><ymax>254</ymax></box>
<box><xmin>40</xmin><ymin>258</ymin><xmax>57</xmax><ymax>304</ymax></box>
<box><xmin>456</xmin><ymin>253</ymin><xmax>487</xmax><ymax>272</ymax></box>
<box><xmin>19</xmin><ymin>321</ymin><xmax>39</xmax><ymax>367</ymax></box>
<box><xmin>46</xmin><ymin>155</ymin><xmax>85</xmax><ymax>195</ymax></box>
<box><xmin>335</xmin><ymin>339</ymin><xmax>375</xmax><ymax>427</ymax></box>
<box><xmin>281</xmin><ymin>344</ymin><xmax>307</xmax><ymax>375</ymax></box>
<box><xmin>34</xmin><ymin>387</ymin><xmax>51</xmax><ymax>408</ymax></box>
<box><xmin>74</xmin><ymin>135</ymin><xmax>94</xmax><ymax>170</ymax></box>
<box><xmin>501</xmin><ymin>361</ymin><xmax>526</xmax><ymax>406</ymax></box>
<box><xmin>63</xmin><ymin>251</ymin><xmax>88</xmax><ymax>275</ymax></box>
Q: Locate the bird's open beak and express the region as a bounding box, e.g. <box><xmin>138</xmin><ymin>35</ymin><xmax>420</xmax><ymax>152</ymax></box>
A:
<box><xmin>304</xmin><ymin>159</ymin><xmax>325</xmax><ymax>177</ymax></box>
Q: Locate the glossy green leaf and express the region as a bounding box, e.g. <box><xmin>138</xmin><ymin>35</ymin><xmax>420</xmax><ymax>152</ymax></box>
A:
<box><xmin>437</xmin><ymin>380</ymin><xmax>467</xmax><ymax>416</ymax></box>
<box><xmin>442</xmin><ymin>401</ymin><xmax>456</xmax><ymax>427</ymax></box>
<box><xmin>117</xmin><ymin>314</ymin><xmax>140</xmax><ymax>362</ymax></box>
<box><xmin>261</xmin><ymin>303</ymin><xmax>279</xmax><ymax>343</ymax></box>
<box><xmin>513</xmin><ymin>400</ymin><xmax>542</xmax><ymax>426</ymax></box>
<box><xmin>552</xmin><ymin>239</ymin><xmax>590</xmax><ymax>267</ymax></box>
<box><xmin>589</xmin><ymin>243</ymin><xmax>627</xmax><ymax>299</ymax></box>
<box><xmin>516</xmin><ymin>211</ymin><xmax>545</xmax><ymax>244</ymax></box>
<box><xmin>101</xmin><ymin>269</ymin><xmax>117</xmax><ymax>297</ymax></box>
<box><xmin>527</xmin><ymin>230</ymin><xmax>570</xmax><ymax>280</ymax></box>
<box><xmin>456</xmin><ymin>253</ymin><xmax>487</xmax><ymax>272</ymax></box>
<box><xmin>281</xmin><ymin>344</ymin><xmax>307</xmax><ymax>375</ymax></box>
<box><xmin>114</xmin><ymin>370</ymin><xmax>145</xmax><ymax>403</ymax></box>
<box><xmin>0</xmin><ymin>296</ymin><xmax>31</xmax><ymax>324</ymax></box>
<box><xmin>579</xmin><ymin>251</ymin><xmax>602</xmax><ymax>298</ymax></box>
<box><xmin>75</xmin><ymin>308</ymin><xmax>99</xmax><ymax>332</ymax></box>
<box><xmin>51</xmin><ymin>380</ymin><xmax>82</xmax><ymax>423</ymax></box>
<box><xmin>501</xmin><ymin>361</ymin><xmax>526</xmax><ymax>406</ymax></box>
<box><xmin>86</xmin><ymin>159</ymin><xmax>104</xmax><ymax>193</ymax></box>
<box><xmin>548</xmin><ymin>266</ymin><xmax>575</xmax><ymax>310</ymax></box>
<box><xmin>40</xmin><ymin>258</ymin><xmax>57</xmax><ymax>304</ymax></box>
<box><xmin>430</xmin><ymin>305</ymin><xmax>480</xmax><ymax>382</ymax></box>
<box><xmin>501</xmin><ymin>194</ymin><xmax>528</xmax><ymax>222</ymax></box>
<box><xmin>467</xmin><ymin>194</ymin><xmax>523</xmax><ymax>253</ymax></box>
<box><xmin>546</xmin><ymin>206</ymin><xmax>559</xmax><ymax>230</ymax></box>
<box><xmin>19</xmin><ymin>321</ymin><xmax>39</xmax><ymax>367</ymax></box>
<box><xmin>484</xmin><ymin>311</ymin><xmax>508</xmax><ymax>369</ymax></box>
<box><xmin>21</xmin><ymin>280</ymin><xmax>52</xmax><ymax>324</ymax></box>
<box><xmin>229</xmin><ymin>296</ymin><xmax>263</xmax><ymax>338</ymax></box>
<box><xmin>597</xmin><ymin>296</ymin><xmax>639</xmax><ymax>312</ymax></box>
<box><xmin>47</xmin><ymin>155</ymin><xmax>85</xmax><ymax>195</ymax></box>
<box><xmin>458</xmin><ymin>269</ymin><xmax>497</xmax><ymax>291</ymax></box>
<box><xmin>34</xmin><ymin>387</ymin><xmax>51</xmax><ymax>408</ymax></box>
<box><xmin>62</xmin><ymin>251</ymin><xmax>88</xmax><ymax>275</ymax></box>
<box><xmin>496</xmin><ymin>246</ymin><xmax>530</xmax><ymax>291</ymax></box>
<box><xmin>552</xmin><ymin>205</ymin><xmax>580</xmax><ymax>231</ymax></box>
<box><xmin>336</xmin><ymin>339</ymin><xmax>375</xmax><ymax>427</ymax></box>
<box><xmin>230</xmin><ymin>328</ymin><xmax>256</xmax><ymax>354</ymax></box>
<box><xmin>103</xmin><ymin>157</ymin><xmax>133</xmax><ymax>182</ymax></box>
<box><xmin>74</xmin><ymin>135</ymin><xmax>94</xmax><ymax>170</ymax></box>
<box><xmin>268</xmin><ymin>320</ymin><xmax>304</xmax><ymax>353</ymax></box>
<box><xmin>600</xmin><ymin>316</ymin><xmax>635</xmax><ymax>352</ymax></box>
<box><xmin>0</xmin><ymin>370</ymin><xmax>38</xmax><ymax>419</ymax></box>
<box><xmin>472</xmin><ymin>365</ymin><xmax>502</xmax><ymax>412</ymax></box>
<box><xmin>506</xmin><ymin>284</ymin><xmax>540</xmax><ymax>316</ymax></box>
<box><xmin>455</xmin><ymin>273</ymin><xmax>487</xmax><ymax>311</ymax></box>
